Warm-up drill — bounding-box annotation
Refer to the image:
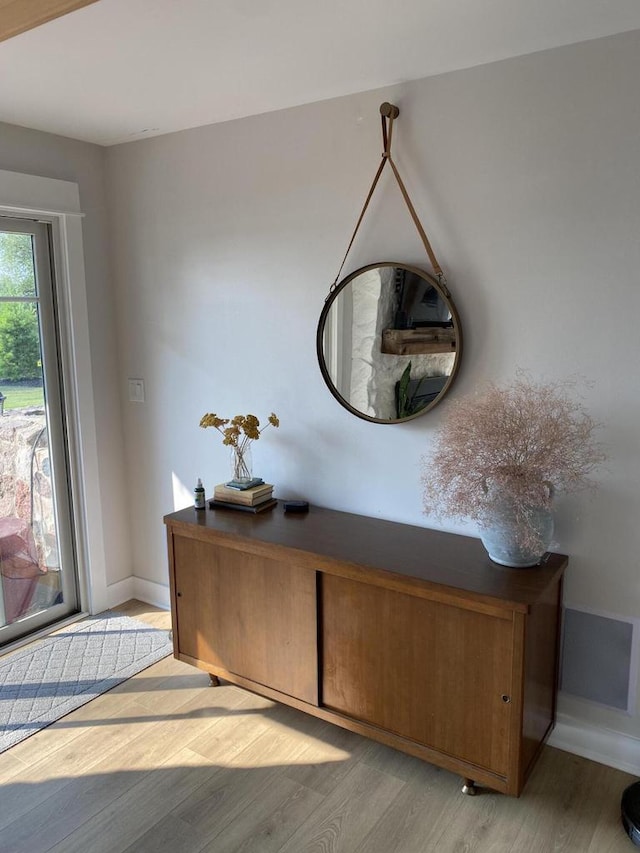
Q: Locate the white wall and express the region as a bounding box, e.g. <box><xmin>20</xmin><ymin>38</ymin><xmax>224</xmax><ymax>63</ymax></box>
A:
<box><xmin>0</xmin><ymin>122</ymin><xmax>132</xmax><ymax>589</ymax></box>
<box><xmin>105</xmin><ymin>31</ymin><xmax>640</xmax><ymax>752</ymax></box>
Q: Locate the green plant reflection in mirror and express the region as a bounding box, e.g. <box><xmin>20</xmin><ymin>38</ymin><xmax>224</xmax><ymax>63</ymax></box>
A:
<box><xmin>317</xmin><ymin>263</ymin><xmax>463</xmax><ymax>424</ymax></box>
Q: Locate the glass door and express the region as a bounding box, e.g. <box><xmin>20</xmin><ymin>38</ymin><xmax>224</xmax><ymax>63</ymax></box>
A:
<box><xmin>0</xmin><ymin>216</ymin><xmax>79</xmax><ymax>645</ymax></box>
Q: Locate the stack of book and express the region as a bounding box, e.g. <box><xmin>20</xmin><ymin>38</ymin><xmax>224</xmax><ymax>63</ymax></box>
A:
<box><xmin>208</xmin><ymin>478</ymin><xmax>277</xmax><ymax>513</ymax></box>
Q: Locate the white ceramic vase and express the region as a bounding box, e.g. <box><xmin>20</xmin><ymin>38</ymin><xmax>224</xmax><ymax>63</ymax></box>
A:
<box><xmin>479</xmin><ymin>499</ymin><xmax>554</xmax><ymax>568</ymax></box>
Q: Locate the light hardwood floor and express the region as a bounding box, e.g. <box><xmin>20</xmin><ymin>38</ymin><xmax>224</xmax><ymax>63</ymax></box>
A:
<box><xmin>0</xmin><ymin>600</ymin><xmax>635</xmax><ymax>853</ymax></box>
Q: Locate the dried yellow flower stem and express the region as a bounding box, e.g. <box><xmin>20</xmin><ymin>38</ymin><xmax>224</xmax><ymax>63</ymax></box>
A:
<box><xmin>199</xmin><ymin>411</ymin><xmax>280</xmax><ymax>457</ymax></box>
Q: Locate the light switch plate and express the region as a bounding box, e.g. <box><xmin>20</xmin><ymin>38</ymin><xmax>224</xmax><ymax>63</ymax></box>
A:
<box><xmin>128</xmin><ymin>378</ymin><xmax>145</xmax><ymax>402</ymax></box>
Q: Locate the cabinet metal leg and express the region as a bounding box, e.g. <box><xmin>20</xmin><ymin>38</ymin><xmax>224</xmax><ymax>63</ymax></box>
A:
<box><xmin>209</xmin><ymin>674</ymin><xmax>220</xmax><ymax>687</ymax></box>
<box><xmin>461</xmin><ymin>778</ymin><xmax>477</xmax><ymax>796</ymax></box>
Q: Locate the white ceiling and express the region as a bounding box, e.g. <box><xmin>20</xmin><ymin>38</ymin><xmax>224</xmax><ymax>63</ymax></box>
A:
<box><xmin>2</xmin><ymin>0</ymin><xmax>640</xmax><ymax>147</ymax></box>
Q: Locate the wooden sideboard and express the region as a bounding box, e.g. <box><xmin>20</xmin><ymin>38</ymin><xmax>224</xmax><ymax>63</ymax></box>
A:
<box><xmin>164</xmin><ymin>503</ymin><xmax>567</xmax><ymax>797</ymax></box>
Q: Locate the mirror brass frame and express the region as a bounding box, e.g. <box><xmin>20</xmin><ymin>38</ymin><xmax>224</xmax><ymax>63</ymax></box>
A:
<box><xmin>317</xmin><ymin>262</ymin><xmax>463</xmax><ymax>424</ymax></box>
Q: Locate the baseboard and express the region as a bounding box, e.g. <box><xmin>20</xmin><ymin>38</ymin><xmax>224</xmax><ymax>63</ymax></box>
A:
<box><xmin>107</xmin><ymin>576</ymin><xmax>170</xmax><ymax>611</ymax></box>
<box><xmin>132</xmin><ymin>577</ymin><xmax>170</xmax><ymax>610</ymax></box>
<box><xmin>106</xmin><ymin>577</ymin><xmax>135</xmax><ymax>610</ymax></box>
<box><xmin>549</xmin><ymin>713</ymin><xmax>640</xmax><ymax>776</ymax></box>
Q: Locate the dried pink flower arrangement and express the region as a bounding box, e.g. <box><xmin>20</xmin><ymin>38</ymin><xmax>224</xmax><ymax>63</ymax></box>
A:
<box><xmin>421</xmin><ymin>375</ymin><xmax>605</xmax><ymax>549</ymax></box>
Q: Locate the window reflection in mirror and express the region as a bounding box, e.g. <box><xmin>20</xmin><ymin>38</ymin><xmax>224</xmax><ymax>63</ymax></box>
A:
<box><xmin>317</xmin><ymin>263</ymin><xmax>462</xmax><ymax>423</ymax></box>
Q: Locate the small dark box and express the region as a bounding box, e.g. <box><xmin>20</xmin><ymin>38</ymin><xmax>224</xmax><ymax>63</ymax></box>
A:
<box><xmin>283</xmin><ymin>500</ymin><xmax>309</xmax><ymax>514</ymax></box>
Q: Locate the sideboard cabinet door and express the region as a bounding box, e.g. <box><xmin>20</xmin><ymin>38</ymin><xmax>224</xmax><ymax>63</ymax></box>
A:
<box><xmin>171</xmin><ymin>534</ymin><xmax>318</xmax><ymax>705</ymax></box>
<box><xmin>321</xmin><ymin>574</ymin><xmax>514</xmax><ymax>776</ymax></box>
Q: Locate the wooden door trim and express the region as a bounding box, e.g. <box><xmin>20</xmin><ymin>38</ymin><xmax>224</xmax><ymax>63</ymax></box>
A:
<box><xmin>0</xmin><ymin>0</ymin><xmax>99</xmax><ymax>43</ymax></box>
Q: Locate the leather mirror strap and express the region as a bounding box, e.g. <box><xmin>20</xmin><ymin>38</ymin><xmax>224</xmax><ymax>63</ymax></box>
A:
<box><xmin>329</xmin><ymin>104</ymin><xmax>446</xmax><ymax>297</ymax></box>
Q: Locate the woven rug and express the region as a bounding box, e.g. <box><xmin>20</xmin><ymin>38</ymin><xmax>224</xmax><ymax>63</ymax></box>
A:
<box><xmin>0</xmin><ymin>612</ymin><xmax>173</xmax><ymax>754</ymax></box>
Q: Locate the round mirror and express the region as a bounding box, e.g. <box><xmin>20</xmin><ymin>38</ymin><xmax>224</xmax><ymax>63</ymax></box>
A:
<box><xmin>317</xmin><ymin>263</ymin><xmax>462</xmax><ymax>423</ymax></box>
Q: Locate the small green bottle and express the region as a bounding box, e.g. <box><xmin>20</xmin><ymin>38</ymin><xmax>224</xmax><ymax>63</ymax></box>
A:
<box><xmin>194</xmin><ymin>478</ymin><xmax>205</xmax><ymax>510</ymax></box>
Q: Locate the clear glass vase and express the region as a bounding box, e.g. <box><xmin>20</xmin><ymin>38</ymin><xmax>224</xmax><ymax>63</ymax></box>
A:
<box><xmin>230</xmin><ymin>444</ymin><xmax>253</xmax><ymax>484</ymax></box>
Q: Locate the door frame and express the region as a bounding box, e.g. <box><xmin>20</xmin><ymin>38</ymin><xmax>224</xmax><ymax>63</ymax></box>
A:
<box><xmin>0</xmin><ymin>168</ymin><xmax>110</xmax><ymax>631</ymax></box>
<box><xmin>0</xmin><ymin>215</ymin><xmax>81</xmax><ymax>640</ymax></box>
